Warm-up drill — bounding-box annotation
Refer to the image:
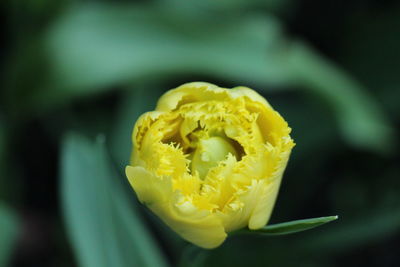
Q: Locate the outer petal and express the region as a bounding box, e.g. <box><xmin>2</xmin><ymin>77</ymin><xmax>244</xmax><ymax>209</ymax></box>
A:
<box><xmin>126</xmin><ymin>166</ymin><xmax>172</xmax><ymax>206</ymax></box>
<box><xmin>156</xmin><ymin>82</ymin><xmax>229</xmax><ymax>112</ymax></box>
<box><xmin>249</xmin><ymin>144</ymin><xmax>294</xmax><ymax>229</ymax></box>
<box><xmin>217</xmin><ymin>179</ymin><xmax>265</xmax><ymax>232</ymax></box>
<box><xmin>248</xmin><ymin>178</ymin><xmax>282</xmax><ymax>229</ymax></box>
<box><xmin>161</xmin><ymin>202</ymin><xmax>227</xmax><ymax>249</ymax></box>
<box><xmin>156</xmin><ymin>82</ymin><xmax>273</xmax><ymax>113</ymax></box>
<box><xmin>126</xmin><ymin>166</ymin><xmax>227</xmax><ymax>249</ymax></box>
<box><xmin>230</xmin><ymin>86</ymin><xmax>272</xmax><ymax>108</ymax></box>
<box><xmin>243</xmin><ymin>98</ymin><xmax>292</xmax><ymax>146</ymax></box>
<box><xmin>130</xmin><ymin>111</ymin><xmax>165</xmax><ymax>166</ymax></box>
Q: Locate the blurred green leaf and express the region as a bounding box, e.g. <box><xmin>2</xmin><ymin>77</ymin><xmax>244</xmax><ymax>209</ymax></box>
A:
<box><xmin>8</xmin><ymin>1</ymin><xmax>393</xmax><ymax>154</ymax></box>
<box><xmin>60</xmin><ymin>133</ymin><xmax>168</xmax><ymax>267</ymax></box>
<box><xmin>157</xmin><ymin>0</ymin><xmax>291</xmax><ymax>13</ymax></box>
<box><xmin>37</xmin><ymin>3</ymin><xmax>291</xmax><ymax>108</ymax></box>
<box><xmin>0</xmin><ymin>203</ymin><xmax>19</xmax><ymax>267</ymax></box>
<box><xmin>288</xmin><ymin>42</ymin><xmax>395</xmax><ymax>153</ymax></box>
<box><xmin>45</xmin><ymin>3</ymin><xmax>393</xmax><ymax>152</ymax></box>
<box><xmin>238</xmin><ymin>216</ymin><xmax>338</xmax><ymax>236</ymax></box>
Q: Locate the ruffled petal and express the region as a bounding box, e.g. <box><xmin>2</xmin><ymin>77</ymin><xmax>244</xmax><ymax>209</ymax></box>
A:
<box><xmin>156</xmin><ymin>82</ymin><xmax>229</xmax><ymax>112</ymax></box>
<box><xmin>126</xmin><ymin>166</ymin><xmax>227</xmax><ymax>249</ymax></box>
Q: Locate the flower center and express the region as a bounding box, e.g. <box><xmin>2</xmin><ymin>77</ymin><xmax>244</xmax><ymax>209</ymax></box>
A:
<box><xmin>190</xmin><ymin>136</ymin><xmax>238</xmax><ymax>180</ymax></box>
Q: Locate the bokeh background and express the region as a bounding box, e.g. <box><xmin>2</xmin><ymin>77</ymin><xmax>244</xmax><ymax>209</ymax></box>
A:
<box><xmin>1</xmin><ymin>0</ymin><xmax>400</xmax><ymax>266</ymax></box>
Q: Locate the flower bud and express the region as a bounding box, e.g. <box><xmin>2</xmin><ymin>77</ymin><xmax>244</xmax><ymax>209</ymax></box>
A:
<box><xmin>126</xmin><ymin>82</ymin><xmax>295</xmax><ymax>248</ymax></box>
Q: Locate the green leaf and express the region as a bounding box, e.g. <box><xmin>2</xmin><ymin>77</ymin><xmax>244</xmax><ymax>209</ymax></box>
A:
<box><xmin>32</xmin><ymin>3</ymin><xmax>290</xmax><ymax>109</ymax></box>
<box><xmin>60</xmin><ymin>133</ymin><xmax>168</xmax><ymax>267</ymax></box>
<box><xmin>158</xmin><ymin>0</ymin><xmax>290</xmax><ymax>12</ymax></box>
<box><xmin>0</xmin><ymin>203</ymin><xmax>19</xmax><ymax>267</ymax></box>
<box><xmin>9</xmin><ymin>2</ymin><xmax>394</xmax><ymax>154</ymax></box>
<box><xmin>288</xmin><ymin>42</ymin><xmax>395</xmax><ymax>154</ymax></box>
<box><xmin>239</xmin><ymin>216</ymin><xmax>338</xmax><ymax>236</ymax></box>
<box><xmin>43</xmin><ymin>3</ymin><xmax>393</xmax><ymax>154</ymax></box>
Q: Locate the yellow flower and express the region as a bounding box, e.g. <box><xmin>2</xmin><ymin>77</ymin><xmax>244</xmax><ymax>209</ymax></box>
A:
<box><xmin>126</xmin><ymin>82</ymin><xmax>295</xmax><ymax>249</ymax></box>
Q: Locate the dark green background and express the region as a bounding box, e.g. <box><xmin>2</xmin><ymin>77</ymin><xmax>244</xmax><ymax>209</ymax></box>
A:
<box><xmin>1</xmin><ymin>0</ymin><xmax>399</xmax><ymax>266</ymax></box>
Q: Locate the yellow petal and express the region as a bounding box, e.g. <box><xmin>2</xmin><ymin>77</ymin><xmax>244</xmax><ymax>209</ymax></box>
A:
<box><xmin>248</xmin><ymin>179</ymin><xmax>281</xmax><ymax>229</ymax></box>
<box><xmin>126</xmin><ymin>165</ymin><xmax>227</xmax><ymax>249</ymax></box>
<box><xmin>162</xmin><ymin>200</ymin><xmax>227</xmax><ymax>249</ymax></box>
<box><xmin>126</xmin><ymin>166</ymin><xmax>172</xmax><ymax>205</ymax></box>
<box><xmin>219</xmin><ymin>179</ymin><xmax>270</xmax><ymax>232</ymax></box>
<box><xmin>156</xmin><ymin>82</ymin><xmax>229</xmax><ymax>112</ymax></box>
<box><xmin>231</xmin><ymin>86</ymin><xmax>272</xmax><ymax>108</ymax></box>
<box><xmin>249</xmin><ymin>144</ymin><xmax>294</xmax><ymax>229</ymax></box>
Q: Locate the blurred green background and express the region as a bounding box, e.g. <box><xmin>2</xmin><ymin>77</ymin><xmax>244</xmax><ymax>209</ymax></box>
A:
<box><xmin>1</xmin><ymin>0</ymin><xmax>400</xmax><ymax>266</ymax></box>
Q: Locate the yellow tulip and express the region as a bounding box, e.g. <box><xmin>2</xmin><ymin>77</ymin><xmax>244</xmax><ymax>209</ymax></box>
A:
<box><xmin>126</xmin><ymin>82</ymin><xmax>295</xmax><ymax>249</ymax></box>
